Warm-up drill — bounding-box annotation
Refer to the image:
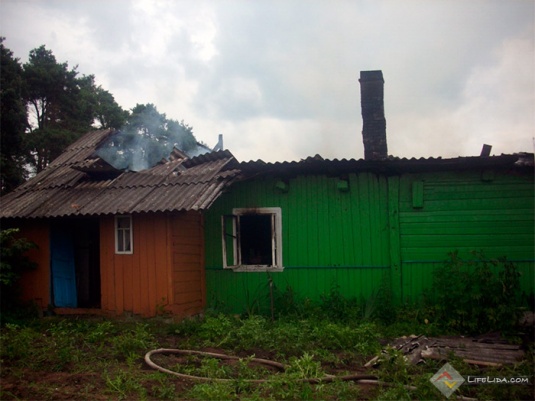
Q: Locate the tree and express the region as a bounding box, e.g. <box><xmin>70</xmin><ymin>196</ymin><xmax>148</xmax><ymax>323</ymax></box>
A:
<box><xmin>0</xmin><ymin>38</ymin><xmax>28</xmax><ymax>193</ymax></box>
<box><xmin>22</xmin><ymin>45</ymin><xmax>91</xmax><ymax>172</ymax></box>
<box><xmin>21</xmin><ymin>45</ymin><xmax>127</xmax><ymax>173</ymax></box>
<box><xmin>93</xmin><ymin>86</ymin><xmax>129</xmax><ymax>129</ymax></box>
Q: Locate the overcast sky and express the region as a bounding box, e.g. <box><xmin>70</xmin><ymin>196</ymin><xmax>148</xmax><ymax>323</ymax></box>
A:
<box><xmin>1</xmin><ymin>0</ymin><xmax>534</xmax><ymax>162</ymax></box>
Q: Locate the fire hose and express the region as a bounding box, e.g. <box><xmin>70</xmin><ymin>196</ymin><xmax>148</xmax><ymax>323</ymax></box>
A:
<box><xmin>144</xmin><ymin>348</ymin><xmax>379</xmax><ymax>384</ymax></box>
<box><xmin>145</xmin><ymin>349</ymin><xmax>478</xmax><ymax>400</ymax></box>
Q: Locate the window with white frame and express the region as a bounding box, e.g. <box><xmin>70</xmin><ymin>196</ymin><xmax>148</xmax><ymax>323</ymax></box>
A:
<box><xmin>221</xmin><ymin>207</ymin><xmax>283</xmax><ymax>272</ymax></box>
<box><xmin>115</xmin><ymin>215</ymin><xmax>133</xmax><ymax>254</ymax></box>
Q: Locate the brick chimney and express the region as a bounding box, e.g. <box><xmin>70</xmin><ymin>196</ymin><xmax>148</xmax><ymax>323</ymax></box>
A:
<box><xmin>359</xmin><ymin>70</ymin><xmax>388</xmax><ymax>160</ymax></box>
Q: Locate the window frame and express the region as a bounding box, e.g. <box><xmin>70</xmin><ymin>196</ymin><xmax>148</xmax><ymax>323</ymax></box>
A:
<box><xmin>221</xmin><ymin>207</ymin><xmax>283</xmax><ymax>272</ymax></box>
<box><xmin>115</xmin><ymin>215</ymin><xmax>133</xmax><ymax>254</ymax></box>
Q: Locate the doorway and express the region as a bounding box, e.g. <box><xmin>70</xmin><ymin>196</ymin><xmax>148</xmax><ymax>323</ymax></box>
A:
<box><xmin>50</xmin><ymin>218</ymin><xmax>101</xmax><ymax>308</ymax></box>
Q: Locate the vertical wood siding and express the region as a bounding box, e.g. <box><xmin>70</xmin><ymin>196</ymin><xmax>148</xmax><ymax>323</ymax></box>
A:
<box><xmin>100</xmin><ymin>212</ymin><xmax>205</xmax><ymax>317</ymax></box>
<box><xmin>205</xmin><ymin>168</ymin><xmax>534</xmax><ymax>314</ymax></box>
<box><xmin>15</xmin><ymin>220</ymin><xmax>51</xmax><ymax>309</ymax></box>
<box><xmin>205</xmin><ymin>172</ymin><xmax>391</xmax><ymax>313</ymax></box>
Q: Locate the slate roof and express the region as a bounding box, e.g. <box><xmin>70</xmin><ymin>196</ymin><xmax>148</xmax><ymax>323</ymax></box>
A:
<box><xmin>0</xmin><ymin>129</ymin><xmax>241</xmax><ymax>219</ymax></box>
<box><xmin>1</xmin><ymin>128</ymin><xmax>532</xmax><ymax>220</ymax></box>
<box><xmin>237</xmin><ymin>153</ymin><xmax>534</xmax><ymax>177</ymax></box>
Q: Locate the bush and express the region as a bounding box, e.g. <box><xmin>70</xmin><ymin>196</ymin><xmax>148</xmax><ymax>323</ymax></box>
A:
<box><xmin>0</xmin><ymin>228</ymin><xmax>37</xmax><ymax>287</ymax></box>
<box><xmin>427</xmin><ymin>251</ymin><xmax>523</xmax><ymax>334</ymax></box>
<box><xmin>1</xmin><ymin>228</ymin><xmax>38</xmax><ymax>324</ymax></box>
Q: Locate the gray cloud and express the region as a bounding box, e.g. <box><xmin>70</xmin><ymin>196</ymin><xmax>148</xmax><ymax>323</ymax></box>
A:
<box><xmin>1</xmin><ymin>0</ymin><xmax>533</xmax><ymax>162</ymax></box>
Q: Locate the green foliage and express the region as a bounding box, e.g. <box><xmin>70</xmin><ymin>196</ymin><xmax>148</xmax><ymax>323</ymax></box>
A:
<box><xmin>186</xmin><ymin>381</ymin><xmax>239</xmax><ymax>400</ymax></box>
<box><xmin>22</xmin><ymin>45</ymin><xmax>93</xmax><ymax>171</ymax></box>
<box><xmin>0</xmin><ymin>228</ymin><xmax>37</xmax><ymax>287</ymax></box>
<box><xmin>0</xmin><ymin>228</ymin><xmax>39</xmax><ymax>324</ymax></box>
<box><xmin>0</xmin><ymin>323</ymin><xmax>37</xmax><ymax>360</ymax></box>
<box><xmin>0</xmin><ymin>38</ymin><xmax>28</xmax><ymax>193</ymax></box>
<box><xmin>427</xmin><ymin>251</ymin><xmax>523</xmax><ymax>334</ymax></box>
<box><xmin>110</xmin><ymin>323</ymin><xmax>157</xmax><ymax>359</ymax></box>
<box><xmin>0</xmin><ymin>41</ymin><xmax>129</xmax><ymax>178</ymax></box>
<box><xmin>1</xmin><ymin>315</ymin><xmax>533</xmax><ymax>400</ymax></box>
<box><xmin>104</xmin><ymin>369</ymin><xmax>147</xmax><ymax>400</ymax></box>
<box><xmin>285</xmin><ymin>353</ymin><xmax>323</xmax><ymax>379</ymax></box>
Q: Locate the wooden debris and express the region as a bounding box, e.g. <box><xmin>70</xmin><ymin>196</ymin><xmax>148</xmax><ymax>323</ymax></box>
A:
<box><xmin>368</xmin><ymin>335</ymin><xmax>525</xmax><ymax>367</ymax></box>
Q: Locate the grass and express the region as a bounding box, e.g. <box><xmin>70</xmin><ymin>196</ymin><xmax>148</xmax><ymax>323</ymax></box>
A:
<box><xmin>1</xmin><ymin>309</ymin><xmax>533</xmax><ymax>400</ymax></box>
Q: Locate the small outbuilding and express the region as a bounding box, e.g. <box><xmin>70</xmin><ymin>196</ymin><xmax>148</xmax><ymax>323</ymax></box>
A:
<box><xmin>0</xmin><ymin>128</ymin><xmax>240</xmax><ymax>317</ymax></box>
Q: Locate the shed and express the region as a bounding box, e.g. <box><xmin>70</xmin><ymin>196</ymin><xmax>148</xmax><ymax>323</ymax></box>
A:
<box><xmin>0</xmin><ymin>128</ymin><xmax>240</xmax><ymax>317</ymax></box>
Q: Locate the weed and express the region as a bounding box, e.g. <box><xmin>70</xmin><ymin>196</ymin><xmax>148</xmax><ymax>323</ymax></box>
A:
<box><xmin>319</xmin><ymin>284</ymin><xmax>360</xmax><ymax>323</ymax></box>
<box><xmin>104</xmin><ymin>369</ymin><xmax>147</xmax><ymax>400</ymax></box>
<box><xmin>285</xmin><ymin>353</ymin><xmax>323</xmax><ymax>379</ymax></box>
<box><xmin>168</xmin><ymin>316</ymin><xmax>202</xmax><ymax>337</ymax></box>
<box><xmin>198</xmin><ymin>313</ymin><xmax>236</xmax><ymax>347</ymax></box>
<box><xmin>0</xmin><ymin>323</ymin><xmax>37</xmax><ymax>360</ymax></box>
<box><xmin>428</xmin><ymin>251</ymin><xmax>524</xmax><ymax>334</ymax></box>
<box><xmin>86</xmin><ymin>321</ymin><xmax>115</xmax><ymax>343</ymax></box>
<box><xmin>110</xmin><ymin>323</ymin><xmax>156</xmax><ymax>359</ymax></box>
<box><xmin>376</xmin><ymin>346</ymin><xmax>411</xmax><ymax>386</ymax></box>
<box><xmin>145</xmin><ymin>371</ymin><xmax>177</xmax><ymax>400</ymax></box>
<box><xmin>198</xmin><ymin>357</ymin><xmax>233</xmax><ymax>379</ymax></box>
<box><xmin>186</xmin><ymin>382</ymin><xmax>238</xmax><ymax>400</ymax></box>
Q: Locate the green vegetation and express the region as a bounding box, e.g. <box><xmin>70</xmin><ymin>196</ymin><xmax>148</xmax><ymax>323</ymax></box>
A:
<box><xmin>2</xmin><ymin>293</ymin><xmax>533</xmax><ymax>400</ymax></box>
<box><xmin>1</xmin><ymin>253</ymin><xmax>531</xmax><ymax>399</ymax></box>
<box><xmin>425</xmin><ymin>251</ymin><xmax>525</xmax><ymax>335</ymax></box>
<box><xmin>0</xmin><ymin>228</ymin><xmax>38</xmax><ymax>320</ymax></box>
<box><xmin>1</xmin><ymin>39</ymin><xmax>201</xmax><ymax>193</ymax></box>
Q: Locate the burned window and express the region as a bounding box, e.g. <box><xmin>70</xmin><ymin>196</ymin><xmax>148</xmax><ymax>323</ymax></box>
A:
<box><xmin>222</xmin><ymin>208</ymin><xmax>283</xmax><ymax>271</ymax></box>
<box><xmin>115</xmin><ymin>215</ymin><xmax>133</xmax><ymax>254</ymax></box>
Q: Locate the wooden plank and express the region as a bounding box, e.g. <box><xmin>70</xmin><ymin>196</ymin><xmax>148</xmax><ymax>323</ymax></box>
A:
<box><xmin>122</xmin><ymin>253</ymin><xmax>133</xmax><ymax>313</ymax></box>
<box><xmin>114</xmin><ymin>251</ymin><xmax>124</xmax><ymax>315</ymax></box>
<box><xmin>172</xmin><ymin>270</ymin><xmax>202</xmax><ymax>281</ymax></box>
<box><xmin>98</xmin><ymin>218</ymin><xmax>109</xmax><ymax>312</ymax></box>
<box><xmin>400</xmin><ymin>209</ymin><xmax>533</xmax><ymax>223</ymax></box>
<box><xmin>131</xmin><ymin>240</ymin><xmax>142</xmax><ymax>314</ymax></box>
<box><xmin>411</xmin><ymin>181</ymin><xmax>424</xmax><ymax>208</ymax></box>
<box><xmin>359</xmin><ymin>173</ymin><xmax>373</xmax><ymax>265</ymax></box>
<box><xmin>154</xmin><ymin>216</ymin><xmax>170</xmax><ymax>310</ymax></box>
<box><xmin>401</xmin><ymin>221</ymin><xmax>533</xmax><ymax>235</ymax></box>
<box><xmin>388</xmin><ymin>176</ymin><xmax>402</xmax><ymax>303</ymax></box>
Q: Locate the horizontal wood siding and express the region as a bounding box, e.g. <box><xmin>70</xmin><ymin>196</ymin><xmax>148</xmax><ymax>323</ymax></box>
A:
<box><xmin>100</xmin><ymin>214</ymin><xmax>171</xmax><ymax>317</ymax></box>
<box><xmin>204</xmin><ymin>172</ymin><xmax>391</xmax><ymax>313</ymax></box>
<box><xmin>399</xmin><ymin>170</ymin><xmax>534</xmax><ymax>301</ymax></box>
<box><xmin>169</xmin><ymin>212</ymin><xmax>206</xmax><ymax>316</ymax></box>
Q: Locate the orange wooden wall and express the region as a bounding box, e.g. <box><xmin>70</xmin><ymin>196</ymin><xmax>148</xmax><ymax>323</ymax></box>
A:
<box><xmin>100</xmin><ymin>211</ymin><xmax>206</xmax><ymax>317</ymax></box>
<box><xmin>14</xmin><ymin>220</ymin><xmax>50</xmax><ymax>310</ymax></box>
<box><xmin>168</xmin><ymin>212</ymin><xmax>206</xmax><ymax>317</ymax></box>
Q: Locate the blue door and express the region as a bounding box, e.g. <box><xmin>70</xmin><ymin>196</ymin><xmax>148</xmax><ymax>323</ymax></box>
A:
<box><xmin>51</xmin><ymin>226</ymin><xmax>78</xmax><ymax>307</ymax></box>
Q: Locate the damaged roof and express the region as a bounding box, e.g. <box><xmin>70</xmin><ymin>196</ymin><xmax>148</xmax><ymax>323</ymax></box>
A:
<box><xmin>237</xmin><ymin>153</ymin><xmax>534</xmax><ymax>177</ymax></box>
<box><xmin>0</xmin><ymin>129</ymin><xmax>241</xmax><ymax>219</ymax></box>
<box><xmin>1</xmin><ymin>127</ymin><xmax>533</xmax><ymax>220</ymax></box>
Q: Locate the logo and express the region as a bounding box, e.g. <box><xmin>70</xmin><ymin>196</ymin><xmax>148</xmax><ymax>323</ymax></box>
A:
<box><xmin>430</xmin><ymin>363</ymin><xmax>465</xmax><ymax>398</ymax></box>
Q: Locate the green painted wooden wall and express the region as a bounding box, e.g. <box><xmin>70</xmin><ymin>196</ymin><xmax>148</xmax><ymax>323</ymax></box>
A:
<box><xmin>204</xmin><ymin>168</ymin><xmax>534</xmax><ymax>314</ymax></box>
<box><xmin>397</xmin><ymin>170</ymin><xmax>534</xmax><ymax>302</ymax></box>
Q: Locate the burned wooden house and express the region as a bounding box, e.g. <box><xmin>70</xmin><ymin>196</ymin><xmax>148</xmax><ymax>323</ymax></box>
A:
<box><xmin>202</xmin><ymin>71</ymin><xmax>534</xmax><ymax>313</ymax></box>
<box><xmin>0</xmin><ymin>129</ymin><xmax>240</xmax><ymax>317</ymax></box>
<box><xmin>1</xmin><ymin>71</ymin><xmax>533</xmax><ymax>317</ymax></box>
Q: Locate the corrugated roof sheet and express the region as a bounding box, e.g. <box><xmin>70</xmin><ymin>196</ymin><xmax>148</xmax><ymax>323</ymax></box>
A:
<box><xmin>1</xmin><ymin>127</ymin><xmax>532</xmax><ymax>220</ymax></box>
<box><xmin>237</xmin><ymin>153</ymin><xmax>534</xmax><ymax>176</ymax></box>
<box><xmin>0</xmin><ymin>129</ymin><xmax>240</xmax><ymax>219</ymax></box>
